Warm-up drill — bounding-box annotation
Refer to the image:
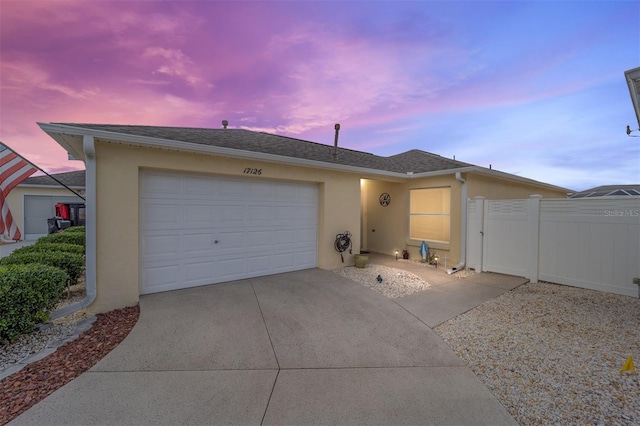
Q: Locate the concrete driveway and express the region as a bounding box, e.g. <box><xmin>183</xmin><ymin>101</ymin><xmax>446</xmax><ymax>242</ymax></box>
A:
<box><xmin>11</xmin><ymin>268</ymin><xmax>518</xmax><ymax>425</ymax></box>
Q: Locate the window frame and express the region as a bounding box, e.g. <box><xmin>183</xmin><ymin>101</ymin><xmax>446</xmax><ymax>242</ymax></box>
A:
<box><xmin>409</xmin><ymin>186</ymin><xmax>451</xmax><ymax>245</ymax></box>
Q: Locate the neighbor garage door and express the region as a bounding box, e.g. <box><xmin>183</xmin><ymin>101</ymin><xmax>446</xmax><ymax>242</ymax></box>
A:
<box><xmin>24</xmin><ymin>195</ymin><xmax>84</xmax><ymax>240</ymax></box>
<box><xmin>140</xmin><ymin>171</ymin><xmax>318</xmax><ymax>294</ymax></box>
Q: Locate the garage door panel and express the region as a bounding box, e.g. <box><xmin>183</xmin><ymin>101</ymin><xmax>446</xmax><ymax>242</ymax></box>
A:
<box><xmin>183</xmin><ymin>261</ymin><xmax>215</xmax><ymax>284</ymax></box>
<box><xmin>248</xmin><ymin>182</ymin><xmax>273</xmax><ymax>198</ymax></box>
<box><xmin>296</xmin><ymin>250</ymin><xmax>317</xmax><ymax>267</ymax></box>
<box><xmin>183</xmin><ymin>233</ymin><xmax>215</xmax><ymax>252</ymax></box>
<box><xmin>217</xmin><ymin>258</ymin><xmax>247</xmax><ymax>279</ymax></box>
<box><xmin>219</xmin><ymin>205</ymin><xmax>245</xmax><ymax>223</ymax></box>
<box><xmin>184</xmin><ymin>204</ymin><xmax>214</xmax><ymax>224</ymax></box>
<box><xmin>246</xmin><ymin>255</ymin><xmax>273</xmax><ymax>274</ymax></box>
<box><xmin>141</xmin><ymin>171</ymin><xmax>317</xmax><ymax>294</ymax></box>
<box><xmin>142</xmin><ymin>264</ymin><xmax>180</xmax><ymax>293</ymax></box>
<box><xmin>141</xmin><ymin>172</ymin><xmax>181</xmax><ymax>195</ymax></box>
<box><xmin>271</xmin><ymin>229</ymin><xmax>295</xmax><ymax>245</ymax></box>
<box><xmin>142</xmin><ymin>234</ymin><xmax>180</xmax><ymax>256</ymax></box>
<box><xmin>296</xmin><ymin>228</ymin><xmax>316</xmax><ymax>243</ymax></box>
<box><xmin>218</xmin><ymin>179</ymin><xmax>246</xmax><ymax>198</ymax></box>
<box><xmin>142</xmin><ymin>203</ymin><xmax>181</xmax><ymax>227</ymax></box>
<box><xmin>184</xmin><ymin>175</ymin><xmax>216</xmax><ymax>196</ymax></box>
<box><xmin>271</xmin><ymin>253</ymin><xmax>295</xmax><ymax>270</ymax></box>
<box><xmin>216</xmin><ymin>231</ymin><xmax>245</xmax><ymax>250</ymax></box>
<box><xmin>247</xmin><ymin>230</ymin><xmax>273</xmax><ymax>247</ymax></box>
<box><xmin>247</xmin><ymin>206</ymin><xmax>273</xmax><ymax>224</ymax></box>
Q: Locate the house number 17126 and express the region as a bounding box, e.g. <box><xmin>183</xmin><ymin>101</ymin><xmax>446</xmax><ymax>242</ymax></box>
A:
<box><xmin>243</xmin><ymin>168</ymin><xmax>262</xmax><ymax>175</ymax></box>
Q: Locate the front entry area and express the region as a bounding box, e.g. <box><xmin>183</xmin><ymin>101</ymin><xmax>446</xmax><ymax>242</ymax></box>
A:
<box><xmin>139</xmin><ymin>170</ymin><xmax>318</xmax><ymax>294</ymax></box>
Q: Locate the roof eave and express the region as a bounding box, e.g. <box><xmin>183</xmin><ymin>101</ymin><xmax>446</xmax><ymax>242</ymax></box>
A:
<box><xmin>38</xmin><ymin>123</ymin><xmax>409</xmax><ymax>180</ymax></box>
<box><xmin>624</xmin><ymin>67</ymin><xmax>640</xmax><ymax>128</ymax></box>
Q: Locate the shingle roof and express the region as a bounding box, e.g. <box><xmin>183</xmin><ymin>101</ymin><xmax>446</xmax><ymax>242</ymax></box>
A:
<box><xmin>22</xmin><ymin>170</ymin><xmax>85</xmax><ymax>187</ymax></box>
<box><xmin>54</xmin><ymin>123</ymin><xmax>473</xmax><ymax>174</ymax></box>
<box><xmin>569</xmin><ymin>184</ymin><xmax>640</xmax><ymax>198</ymax></box>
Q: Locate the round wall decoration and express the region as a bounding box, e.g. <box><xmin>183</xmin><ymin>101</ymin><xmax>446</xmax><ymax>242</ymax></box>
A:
<box><xmin>379</xmin><ymin>192</ymin><xmax>391</xmax><ymax>206</ymax></box>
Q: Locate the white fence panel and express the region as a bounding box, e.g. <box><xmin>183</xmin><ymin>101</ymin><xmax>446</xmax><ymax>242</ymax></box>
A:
<box><xmin>538</xmin><ymin>198</ymin><xmax>640</xmax><ymax>297</ymax></box>
<box><xmin>466</xmin><ymin>197</ymin><xmax>483</xmax><ymax>271</ymax></box>
<box><xmin>482</xmin><ymin>199</ymin><xmax>529</xmax><ymax>277</ymax></box>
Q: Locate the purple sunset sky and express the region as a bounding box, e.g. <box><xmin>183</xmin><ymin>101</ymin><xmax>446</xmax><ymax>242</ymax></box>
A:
<box><xmin>1</xmin><ymin>1</ymin><xmax>638</xmax><ymax>191</ymax></box>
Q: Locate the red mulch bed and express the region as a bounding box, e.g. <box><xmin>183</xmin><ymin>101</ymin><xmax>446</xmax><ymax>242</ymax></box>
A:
<box><xmin>0</xmin><ymin>306</ymin><xmax>139</xmax><ymax>425</ymax></box>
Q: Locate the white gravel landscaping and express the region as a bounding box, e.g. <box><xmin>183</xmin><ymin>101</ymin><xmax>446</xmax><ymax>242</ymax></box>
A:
<box><xmin>333</xmin><ymin>263</ymin><xmax>430</xmax><ymax>298</ymax></box>
<box><xmin>435</xmin><ymin>281</ymin><xmax>640</xmax><ymax>426</ymax></box>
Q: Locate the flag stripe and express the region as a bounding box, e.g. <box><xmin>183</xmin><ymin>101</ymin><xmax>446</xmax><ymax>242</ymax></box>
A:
<box><xmin>0</xmin><ymin>151</ymin><xmax>18</xmax><ymax>166</ymax></box>
<box><xmin>0</xmin><ymin>143</ymin><xmax>38</xmax><ymax>240</ymax></box>
<box><xmin>1</xmin><ymin>162</ymin><xmax>37</xmax><ymax>195</ymax></box>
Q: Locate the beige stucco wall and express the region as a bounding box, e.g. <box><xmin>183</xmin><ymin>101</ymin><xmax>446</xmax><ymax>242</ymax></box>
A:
<box><xmin>362</xmin><ymin>174</ymin><xmax>463</xmax><ymax>265</ymax></box>
<box><xmin>6</xmin><ymin>186</ymin><xmax>86</xmax><ymax>240</ymax></box>
<box><xmin>90</xmin><ymin>141</ymin><xmax>362</xmax><ymax>314</ymax></box>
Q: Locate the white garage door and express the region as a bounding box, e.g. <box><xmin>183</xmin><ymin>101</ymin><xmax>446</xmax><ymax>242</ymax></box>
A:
<box><xmin>140</xmin><ymin>171</ymin><xmax>318</xmax><ymax>294</ymax></box>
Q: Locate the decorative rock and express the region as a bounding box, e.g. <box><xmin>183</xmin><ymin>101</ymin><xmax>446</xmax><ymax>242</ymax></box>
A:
<box><xmin>334</xmin><ymin>264</ymin><xmax>430</xmax><ymax>298</ymax></box>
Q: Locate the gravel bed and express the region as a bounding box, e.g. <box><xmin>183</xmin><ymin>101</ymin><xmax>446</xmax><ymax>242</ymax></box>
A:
<box><xmin>333</xmin><ymin>263</ymin><xmax>430</xmax><ymax>298</ymax></box>
<box><xmin>434</xmin><ymin>282</ymin><xmax>640</xmax><ymax>425</ymax></box>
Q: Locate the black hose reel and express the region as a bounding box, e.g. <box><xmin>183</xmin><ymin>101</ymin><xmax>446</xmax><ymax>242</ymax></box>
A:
<box><xmin>334</xmin><ymin>231</ymin><xmax>352</xmax><ymax>263</ymax></box>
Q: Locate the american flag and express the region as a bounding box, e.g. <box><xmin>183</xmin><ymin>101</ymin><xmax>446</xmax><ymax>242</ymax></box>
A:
<box><xmin>0</xmin><ymin>143</ymin><xmax>37</xmax><ymax>241</ymax></box>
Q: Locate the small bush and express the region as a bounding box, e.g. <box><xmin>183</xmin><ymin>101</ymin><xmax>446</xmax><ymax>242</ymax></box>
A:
<box><xmin>36</xmin><ymin>232</ymin><xmax>85</xmax><ymax>247</ymax></box>
<box><xmin>12</xmin><ymin>242</ymin><xmax>85</xmax><ymax>257</ymax></box>
<box><xmin>0</xmin><ymin>264</ymin><xmax>68</xmax><ymax>343</ymax></box>
<box><xmin>0</xmin><ymin>251</ymin><xmax>84</xmax><ymax>282</ymax></box>
<box><xmin>64</xmin><ymin>226</ymin><xmax>85</xmax><ymax>233</ymax></box>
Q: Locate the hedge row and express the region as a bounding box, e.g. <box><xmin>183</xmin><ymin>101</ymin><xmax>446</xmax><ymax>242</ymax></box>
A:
<box><xmin>36</xmin><ymin>231</ymin><xmax>85</xmax><ymax>247</ymax></box>
<box><xmin>12</xmin><ymin>242</ymin><xmax>85</xmax><ymax>257</ymax></box>
<box><xmin>0</xmin><ymin>264</ymin><xmax>68</xmax><ymax>343</ymax></box>
<box><xmin>0</xmin><ymin>251</ymin><xmax>84</xmax><ymax>282</ymax></box>
<box><xmin>64</xmin><ymin>226</ymin><xmax>85</xmax><ymax>234</ymax></box>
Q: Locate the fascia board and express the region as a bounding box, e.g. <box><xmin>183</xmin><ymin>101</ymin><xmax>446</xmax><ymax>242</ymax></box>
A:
<box><xmin>38</xmin><ymin>123</ymin><xmax>408</xmax><ymax>180</ymax></box>
<box><xmin>625</xmin><ymin>67</ymin><xmax>640</xmax><ymax>128</ymax></box>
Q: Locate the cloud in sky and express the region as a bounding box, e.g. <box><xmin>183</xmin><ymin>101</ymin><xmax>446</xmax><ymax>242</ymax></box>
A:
<box><xmin>0</xmin><ymin>0</ymin><xmax>638</xmax><ymax>190</ymax></box>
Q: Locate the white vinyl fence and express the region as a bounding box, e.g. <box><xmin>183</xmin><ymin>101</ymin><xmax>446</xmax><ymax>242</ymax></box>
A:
<box><xmin>467</xmin><ymin>195</ymin><xmax>640</xmax><ymax>297</ymax></box>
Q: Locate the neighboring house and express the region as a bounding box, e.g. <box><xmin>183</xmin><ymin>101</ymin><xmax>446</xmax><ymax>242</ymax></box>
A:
<box><xmin>7</xmin><ymin>170</ymin><xmax>85</xmax><ymax>240</ymax></box>
<box><xmin>568</xmin><ymin>185</ymin><xmax>640</xmax><ymax>198</ymax></box>
<box><xmin>39</xmin><ymin>123</ymin><xmax>570</xmax><ymax>314</ymax></box>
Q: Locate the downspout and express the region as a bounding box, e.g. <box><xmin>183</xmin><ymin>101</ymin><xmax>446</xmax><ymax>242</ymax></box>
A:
<box><xmin>50</xmin><ymin>135</ymin><xmax>96</xmax><ymax>319</ymax></box>
<box><xmin>447</xmin><ymin>172</ymin><xmax>467</xmax><ymax>275</ymax></box>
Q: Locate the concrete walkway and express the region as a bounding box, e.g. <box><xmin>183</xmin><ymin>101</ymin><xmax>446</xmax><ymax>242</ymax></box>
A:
<box><xmin>368</xmin><ymin>252</ymin><xmax>528</xmax><ymax>327</ymax></box>
<box><xmin>10</xmin><ymin>259</ymin><xmax>525</xmax><ymax>425</ymax></box>
<box><xmin>0</xmin><ymin>240</ymin><xmax>35</xmax><ymax>258</ymax></box>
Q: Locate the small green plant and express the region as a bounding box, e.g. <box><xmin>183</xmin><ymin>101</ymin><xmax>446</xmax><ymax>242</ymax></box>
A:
<box><xmin>36</xmin><ymin>232</ymin><xmax>85</xmax><ymax>247</ymax></box>
<box><xmin>11</xmin><ymin>242</ymin><xmax>85</xmax><ymax>257</ymax></box>
<box><xmin>0</xmin><ymin>251</ymin><xmax>84</xmax><ymax>282</ymax></box>
<box><xmin>0</xmin><ymin>264</ymin><xmax>68</xmax><ymax>343</ymax></box>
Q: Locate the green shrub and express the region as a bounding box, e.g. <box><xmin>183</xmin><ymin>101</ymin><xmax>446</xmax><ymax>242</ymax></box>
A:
<box><xmin>64</xmin><ymin>226</ymin><xmax>85</xmax><ymax>233</ymax></box>
<box><xmin>0</xmin><ymin>251</ymin><xmax>84</xmax><ymax>282</ymax></box>
<box><xmin>12</xmin><ymin>242</ymin><xmax>85</xmax><ymax>257</ymax></box>
<box><xmin>36</xmin><ymin>232</ymin><xmax>85</xmax><ymax>247</ymax></box>
<box><xmin>0</xmin><ymin>264</ymin><xmax>68</xmax><ymax>343</ymax></box>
